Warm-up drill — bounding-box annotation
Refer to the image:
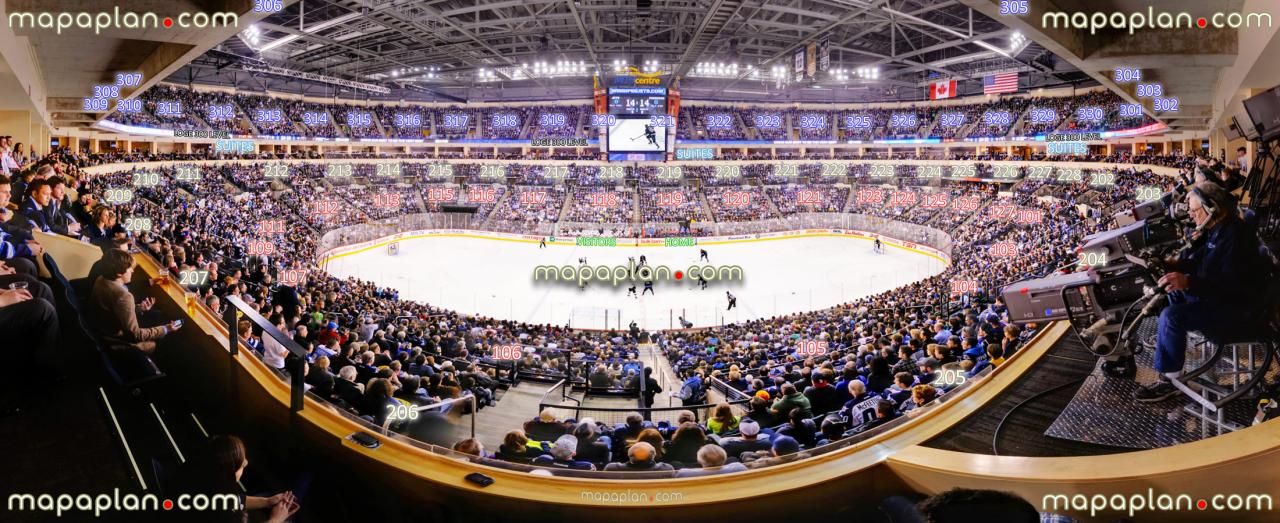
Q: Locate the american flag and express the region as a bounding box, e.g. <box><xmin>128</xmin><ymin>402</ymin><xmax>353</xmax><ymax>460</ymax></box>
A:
<box><xmin>983</xmin><ymin>72</ymin><xmax>1019</xmax><ymax>94</ymax></box>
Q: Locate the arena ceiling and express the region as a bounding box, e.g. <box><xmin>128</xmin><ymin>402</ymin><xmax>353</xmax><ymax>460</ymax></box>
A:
<box><xmin>172</xmin><ymin>0</ymin><xmax>1092</xmax><ymax>103</ymax></box>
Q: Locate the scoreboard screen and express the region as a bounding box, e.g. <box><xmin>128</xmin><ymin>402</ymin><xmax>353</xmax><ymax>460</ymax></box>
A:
<box><xmin>608</xmin><ymin>86</ymin><xmax>667</xmax><ymax>115</ymax></box>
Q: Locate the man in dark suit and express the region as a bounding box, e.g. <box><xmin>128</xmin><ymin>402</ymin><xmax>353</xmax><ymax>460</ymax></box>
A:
<box><xmin>42</xmin><ymin>176</ymin><xmax>80</xmax><ymax>237</ymax></box>
<box><xmin>17</xmin><ymin>179</ymin><xmax>53</xmax><ymax>233</ymax></box>
<box><xmin>88</xmin><ymin>249</ymin><xmax>180</xmax><ymax>355</ymax></box>
<box><xmin>350</xmin><ymin>351</ymin><xmax>375</xmax><ymax>383</ymax></box>
<box><xmin>306</xmin><ymin>355</ymin><xmax>336</xmax><ymax>399</ymax></box>
<box><xmin>333</xmin><ymin>366</ymin><xmax>365</xmax><ymax>410</ymax></box>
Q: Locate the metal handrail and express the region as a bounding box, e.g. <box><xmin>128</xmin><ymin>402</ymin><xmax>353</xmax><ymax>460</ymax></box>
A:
<box><xmin>538</xmin><ymin>379</ymin><xmax>578</xmax><ymax>407</ymax></box>
<box><xmin>709</xmin><ymin>376</ymin><xmax>752</xmax><ymax>402</ymax></box>
<box><xmin>380</xmin><ymin>394</ymin><xmax>477</xmax><ymax>439</ymax></box>
<box><xmin>224</xmin><ymin>295</ymin><xmax>308</xmax><ymax>412</ymax></box>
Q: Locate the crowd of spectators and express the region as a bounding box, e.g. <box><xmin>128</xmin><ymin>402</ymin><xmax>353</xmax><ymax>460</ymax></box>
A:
<box><xmin>768</xmin><ymin>186</ymin><xmax>850</xmax><ymax>214</ymax></box>
<box><xmin>639</xmin><ymin>187</ymin><xmax>708</xmax><ymax>223</ymax></box>
<box><xmin>564</xmin><ymin>189</ymin><xmax>636</xmax><ymax>223</ymax></box>
<box><xmin>107</xmin><ymin>85</ymin><xmax>1157</xmax><ymax>144</ymax></box>
<box><xmin>702</xmin><ymin>186</ymin><xmax>777</xmax><ymax>222</ymax></box>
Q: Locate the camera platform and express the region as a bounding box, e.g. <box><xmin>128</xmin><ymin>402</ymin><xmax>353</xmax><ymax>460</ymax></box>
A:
<box><xmin>1045</xmin><ymin>318</ymin><xmax>1278</xmax><ymax>449</ymax></box>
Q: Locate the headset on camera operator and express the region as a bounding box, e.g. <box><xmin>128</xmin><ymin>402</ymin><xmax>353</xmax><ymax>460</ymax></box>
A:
<box><xmin>1134</xmin><ymin>181</ymin><xmax>1271</xmax><ymax>402</ymax></box>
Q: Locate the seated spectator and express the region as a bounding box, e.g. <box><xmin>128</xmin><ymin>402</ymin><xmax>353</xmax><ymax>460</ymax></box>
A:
<box><xmin>362</xmin><ymin>378</ymin><xmax>398</xmax><ymax>425</ymax></box>
<box><xmin>741</xmin><ymin>435</ymin><xmax>808</xmax><ymax>469</ymax></box>
<box><xmin>885</xmin><ymin>372</ymin><xmax>916</xmax><ymax>405</ymax></box>
<box><xmin>891</xmin><ymin>345</ymin><xmax>920</xmax><ymax>376</ymax></box>
<box><xmin>496</xmin><ymin>430</ymin><xmax>548</xmax><ymax>464</ymax></box>
<box><xmin>776</xmin><ymin>407</ymin><xmax>818</xmax><ymax>448</ymax></box>
<box><xmin>1001</xmin><ymin>325</ymin><xmax>1023</xmax><ymax>358</ymax></box>
<box><xmin>900</xmin><ymin>384</ymin><xmax>938</xmax><ymax>415</ymax></box>
<box><xmin>16</xmin><ymin>178</ymin><xmax>54</xmax><ymax>233</ymax></box>
<box><xmin>817</xmin><ymin>417</ymin><xmax>844</xmax><ymax>445</ymax></box>
<box><xmin>852</xmin><ymin>400</ymin><xmax>900</xmax><ymax>434</ymax></box>
<box><xmin>329</xmin><ymin>365</ymin><xmax>362</xmax><ymax>405</ymax></box>
<box><xmin>718</xmin><ymin>420</ymin><xmax>771</xmax><ymax>461</ymax></box>
<box><xmin>524</xmin><ymin>408</ymin><xmax>568</xmax><ymax>442</ymax></box>
<box><xmin>0</xmin><ymin>270</ymin><xmax>57</xmax><ymax>413</ymax></box>
<box><xmin>634</xmin><ymin>428</ymin><xmax>667</xmax><ymax>462</ymax></box>
<box><xmin>664</xmin><ymin>422</ymin><xmax>712</xmax><ymax>467</ymax></box>
<box><xmin>452</xmin><ymin>438</ymin><xmax>487</xmax><ymax>458</ymax></box>
<box><xmin>917</xmin><ymin>358</ymin><xmax>941</xmax><ymax>385</ymax></box>
<box><xmin>969</xmin><ymin>341</ymin><xmax>1005</xmax><ymax>376</ymax></box>
<box><xmin>673</xmin><ymin>444</ymin><xmax>748</xmax><ymax>477</ymax></box>
<box><xmin>172</xmin><ymin>435</ymin><xmax>296</xmax><ymax>523</ymax></box>
<box><xmin>833</xmin><ymin>366</ymin><xmax>860</xmax><ymax>404</ymax></box>
<box><xmin>706</xmin><ymin>403</ymin><xmax>740</xmax><ymax>436</ymax></box>
<box><xmin>839</xmin><ymin>380</ymin><xmax>879</xmax><ymax>424</ymax></box>
<box><xmin>572</xmin><ymin>421</ymin><xmax>611</xmax><ymax>467</ymax></box>
<box><xmin>603</xmin><ymin>442</ymin><xmax>674</xmax><ymax>472</ymax></box>
<box><xmin>743</xmin><ymin>395</ymin><xmax>777</xmax><ymax>427</ymax></box>
<box><xmin>864</xmin><ymin>357</ymin><xmax>894</xmax><ymax>393</ymax></box>
<box><xmin>613</xmin><ymin>412</ymin><xmax>648</xmax><ymax>443</ymax></box>
<box><xmin>803</xmin><ymin>373</ymin><xmax>841</xmax><ymax>415</ymax></box>
<box><xmin>88</xmin><ymin>249</ymin><xmax>180</xmax><ymax>355</ymax></box>
<box><xmin>770</xmin><ymin>382</ymin><xmax>812</xmax><ymax>418</ymax></box>
<box><xmin>306</xmin><ymin>355</ymin><xmax>335</xmax><ymax>398</ymax></box>
<box><xmin>532</xmin><ymin>435</ymin><xmax>596</xmax><ymax>470</ymax></box>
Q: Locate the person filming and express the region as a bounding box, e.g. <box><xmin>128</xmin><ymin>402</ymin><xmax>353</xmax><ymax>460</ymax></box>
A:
<box><xmin>1134</xmin><ymin>182</ymin><xmax>1270</xmax><ymax>402</ymax></box>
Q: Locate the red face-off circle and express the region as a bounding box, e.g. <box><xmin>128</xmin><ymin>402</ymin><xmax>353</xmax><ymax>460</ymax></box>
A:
<box><xmin>1197</xmin><ymin>18</ymin><xmax>1207</xmax><ymax>28</ymax></box>
<box><xmin>164</xmin><ymin>18</ymin><xmax>174</xmax><ymax>28</ymax></box>
<box><xmin>163</xmin><ymin>500</ymin><xmax>174</xmax><ymax>510</ymax></box>
<box><xmin>674</xmin><ymin>271</ymin><xmax>684</xmax><ymax>280</ymax></box>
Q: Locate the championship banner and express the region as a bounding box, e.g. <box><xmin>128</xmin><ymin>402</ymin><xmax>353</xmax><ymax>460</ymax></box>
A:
<box><xmin>794</xmin><ymin>49</ymin><xmax>805</xmax><ymax>82</ymax></box>
<box><xmin>806</xmin><ymin>42</ymin><xmax>817</xmax><ymax>77</ymax></box>
<box><xmin>818</xmin><ymin>36</ymin><xmax>830</xmax><ymax>72</ymax></box>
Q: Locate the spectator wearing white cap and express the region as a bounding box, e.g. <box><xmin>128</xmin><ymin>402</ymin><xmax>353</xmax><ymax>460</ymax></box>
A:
<box><xmin>717</xmin><ymin>420</ymin><xmax>771</xmax><ymax>461</ymax></box>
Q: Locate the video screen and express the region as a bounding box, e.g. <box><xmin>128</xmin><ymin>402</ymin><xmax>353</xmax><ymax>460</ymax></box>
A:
<box><xmin>607</xmin><ymin>116</ymin><xmax>667</xmax><ymax>152</ymax></box>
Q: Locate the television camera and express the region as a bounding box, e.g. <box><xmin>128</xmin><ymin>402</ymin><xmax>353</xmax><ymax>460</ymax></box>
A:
<box><xmin>1002</xmin><ymin>170</ymin><xmax>1200</xmax><ymax>377</ymax></box>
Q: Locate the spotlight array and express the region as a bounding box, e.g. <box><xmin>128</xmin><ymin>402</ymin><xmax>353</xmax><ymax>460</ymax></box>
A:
<box><xmin>389</xmin><ymin>66</ymin><xmax>439</xmax><ymax>80</ymax></box>
<box><xmin>527</xmin><ymin>60</ymin><xmax>589</xmax><ymax>77</ymax></box>
<box><xmin>1009</xmin><ymin>31</ymin><xmax>1028</xmax><ymax>53</ymax></box>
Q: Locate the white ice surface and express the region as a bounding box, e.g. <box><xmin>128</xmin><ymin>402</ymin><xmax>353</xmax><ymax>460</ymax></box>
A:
<box><xmin>321</xmin><ymin>235</ymin><xmax>946</xmax><ymax>330</ymax></box>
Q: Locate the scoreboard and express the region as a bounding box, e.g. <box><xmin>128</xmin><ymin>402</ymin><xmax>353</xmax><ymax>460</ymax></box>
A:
<box><xmin>608</xmin><ymin>86</ymin><xmax>667</xmax><ymax>115</ymax></box>
<box><xmin>605</xmin><ymin>75</ymin><xmax>669</xmax><ymax>156</ymax></box>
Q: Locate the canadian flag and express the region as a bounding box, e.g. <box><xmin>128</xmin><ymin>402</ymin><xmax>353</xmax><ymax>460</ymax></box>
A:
<box><xmin>930</xmin><ymin>79</ymin><xmax>956</xmax><ymax>100</ymax></box>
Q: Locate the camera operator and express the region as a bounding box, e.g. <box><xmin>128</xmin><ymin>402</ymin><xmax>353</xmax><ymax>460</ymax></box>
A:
<box><xmin>1135</xmin><ymin>182</ymin><xmax>1269</xmax><ymax>402</ymax></box>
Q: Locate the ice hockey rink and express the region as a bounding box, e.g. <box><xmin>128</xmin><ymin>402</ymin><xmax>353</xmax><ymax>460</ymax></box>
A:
<box><xmin>321</xmin><ymin>234</ymin><xmax>947</xmax><ymax>329</ymax></box>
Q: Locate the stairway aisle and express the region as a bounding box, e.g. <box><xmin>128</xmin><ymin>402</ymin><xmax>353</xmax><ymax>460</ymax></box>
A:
<box><xmin>638</xmin><ymin>343</ymin><xmax>682</xmax><ymax>409</ymax></box>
